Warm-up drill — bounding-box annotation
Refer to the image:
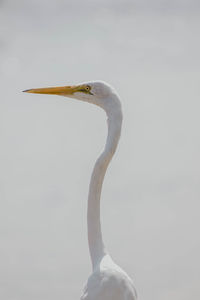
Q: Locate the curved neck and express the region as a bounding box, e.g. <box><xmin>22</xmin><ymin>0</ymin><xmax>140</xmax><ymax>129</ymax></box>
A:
<box><xmin>87</xmin><ymin>99</ymin><xmax>122</xmax><ymax>270</ymax></box>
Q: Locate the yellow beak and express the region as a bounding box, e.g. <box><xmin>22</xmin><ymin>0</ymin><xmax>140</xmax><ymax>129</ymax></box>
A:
<box><xmin>23</xmin><ymin>85</ymin><xmax>78</xmax><ymax>96</ymax></box>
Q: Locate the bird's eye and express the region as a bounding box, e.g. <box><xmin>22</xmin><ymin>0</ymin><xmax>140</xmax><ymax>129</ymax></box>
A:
<box><xmin>85</xmin><ymin>86</ymin><xmax>90</xmax><ymax>91</ymax></box>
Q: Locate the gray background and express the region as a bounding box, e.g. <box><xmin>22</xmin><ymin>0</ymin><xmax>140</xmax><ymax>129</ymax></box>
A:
<box><xmin>0</xmin><ymin>0</ymin><xmax>200</xmax><ymax>299</ymax></box>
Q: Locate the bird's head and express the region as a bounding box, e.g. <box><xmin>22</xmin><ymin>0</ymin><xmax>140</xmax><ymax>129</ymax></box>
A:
<box><xmin>23</xmin><ymin>80</ymin><xmax>120</xmax><ymax>112</ymax></box>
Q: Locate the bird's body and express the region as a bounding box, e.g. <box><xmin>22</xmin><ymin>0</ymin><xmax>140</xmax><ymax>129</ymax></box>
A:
<box><xmin>24</xmin><ymin>80</ymin><xmax>137</xmax><ymax>300</ymax></box>
<box><xmin>81</xmin><ymin>254</ymin><xmax>137</xmax><ymax>300</ymax></box>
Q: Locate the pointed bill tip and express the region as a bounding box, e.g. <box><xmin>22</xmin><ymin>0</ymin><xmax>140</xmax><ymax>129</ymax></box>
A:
<box><xmin>22</xmin><ymin>89</ymin><xmax>32</xmax><ymax>93</ymax></box>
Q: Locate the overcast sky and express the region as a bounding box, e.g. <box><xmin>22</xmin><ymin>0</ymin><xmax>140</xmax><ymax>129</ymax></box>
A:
<box><xmin>0</xmin><ymin>1</ymin><xmax>200</xmax><ymax>300</ymax></box>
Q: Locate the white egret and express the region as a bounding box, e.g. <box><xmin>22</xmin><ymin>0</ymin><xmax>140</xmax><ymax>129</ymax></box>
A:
<box><xmin>24</xmin><ymin>81</ymin><xmax>137</xmax><ymax>300</ymax></box>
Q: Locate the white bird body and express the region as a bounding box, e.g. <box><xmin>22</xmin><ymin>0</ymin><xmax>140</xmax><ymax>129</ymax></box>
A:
<box><xmin>24</xmin><ymin>81</ymin><xmax>137</xmax><ymax>300</ymax></box>
<box><xmin>81</xmin><ymin>254</ymin><xmax>137</xmax><ymax>300</ymax></box>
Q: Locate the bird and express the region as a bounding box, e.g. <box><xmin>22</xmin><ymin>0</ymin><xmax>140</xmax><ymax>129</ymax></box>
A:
<box><xmin>23</xmin><ymin>81</ymin><xmax>137</xmax><ymax>300</ymax></box>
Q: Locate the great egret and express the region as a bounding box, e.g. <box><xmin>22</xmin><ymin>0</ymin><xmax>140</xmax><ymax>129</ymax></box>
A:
<box><xmin>24</xmin><ymin>81</ymin><xmax>137</xmax><ymax>300</ymax></box>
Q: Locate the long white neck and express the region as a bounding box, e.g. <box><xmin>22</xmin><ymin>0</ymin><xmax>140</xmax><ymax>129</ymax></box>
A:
<box><xmin>87</xmin><ymin>95</ymin><xmax>122</xmax><ymax>270</ymax></box>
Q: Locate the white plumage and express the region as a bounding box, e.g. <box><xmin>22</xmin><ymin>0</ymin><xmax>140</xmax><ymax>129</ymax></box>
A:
<box><xmin>24</xmin><ymin>80</ymin><xmax>137</xmax><ymax>300</ymax></box>
<box><xmin>81</xmin><ymin>254</ymin><xmax>137</xmax><ymax>300</ymax></box>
